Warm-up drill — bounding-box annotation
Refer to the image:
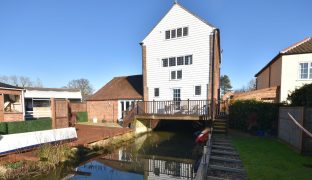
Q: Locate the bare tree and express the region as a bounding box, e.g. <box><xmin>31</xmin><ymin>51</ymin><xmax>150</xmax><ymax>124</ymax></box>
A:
<box><xmin>19</xmin><ymin>76</ymin><xmax>33</xmax><ymax>87</ymax></box>
<box><xmin>246</xmin><ymin>78</ymin><xmax>256</xmax><ymax>91</ymax></box>
<box><xmin>0</xmin><ymin>75</ymin><xmax>43</xmax><ymax>88</ymax></box>
<box><xmin>64</xmin><ymin>78</ymin><xmax>94</xmax><ymax>101</ymax></box>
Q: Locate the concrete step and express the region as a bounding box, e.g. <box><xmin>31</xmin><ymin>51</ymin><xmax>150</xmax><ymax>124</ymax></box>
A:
<box><xmin>214</xmin><ymin>119</ymin><xmax>227</xmax><ymax>123</ymax></box>
<box><xmin>211</xmin><ymin>149</ymin><xmax>239</xmax><ymax>156</ymax></box>
<box><xmin>209</xmin><ymin>165</ymin><xmax>245</xmax><ymax>173</ymax></box>
<box><xmin>210</xmin><ymin>156</ymin><xmax>242</xmax><ymax>163</ymax></box>
<box><xmin>207</xmin><ymin>176</ymin><xmax>226</xmax><ymax>180</ymax></box>
<box><xmin>212</xmin><ymin>142</ymin><xmax>233</xmax><ymax>146</ymax></box>
<box><xmin>212</xmin><ymin>145</ymin><xmax>235</xmax><ymax>150</ymax></box>
<box><xmin>213</xmin><ymin>129</ymin><xmax>227</xmax><ymax>134</ymax></box>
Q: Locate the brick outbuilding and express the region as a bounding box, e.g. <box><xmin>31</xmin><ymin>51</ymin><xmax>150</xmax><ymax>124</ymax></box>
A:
<box><xmin>87</xmin><ymin>75</ymin><xmax>143</xmax><ymax>123</ymax></box>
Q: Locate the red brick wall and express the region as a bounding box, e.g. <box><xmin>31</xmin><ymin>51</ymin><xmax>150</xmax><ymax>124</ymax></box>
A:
<box><xmin>87</xmin><ymin>100</ymin><xmax>118</xmax><ymax>123</ymax></box>
<box><xmin>3</xmin><ymin>113</ymin><xmax>23</xmax><ymax>122</ymax></box>
<box><xmin>0</xmin><ymin>95</ymin><xmax>3</xmax><ymax>122</ymax></box>
<box><xmin>70</xmin><ymin>102</ymin><xmax>87</xmax><ymax>112</ymax></box>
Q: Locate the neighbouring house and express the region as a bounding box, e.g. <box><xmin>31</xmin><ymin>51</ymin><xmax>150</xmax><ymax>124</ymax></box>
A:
<box><xmin>140</xmin><ymin>2</ymin><xmax>220</xmax><ymax>110</ymax></box>
<box><xmin>0</xmin><ymin>82</ymin><xmax>25</xmax><ymax>122</ymax></box>
<box><xmin>87</xmin><ymin>75</ymin><xmax>143</xmax><ymax>123</ymax></box>
<box><xmin>255</xmin><ymin>37</ymin><xmax>312</xmax><ymax>102</ymax></box>
<box><xmin>24</xmin><ymin>87</ymin><xmax>82</xmax><ymax>119</ymax></box>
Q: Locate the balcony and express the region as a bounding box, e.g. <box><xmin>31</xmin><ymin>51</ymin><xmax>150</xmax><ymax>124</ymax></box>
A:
<box><xmin>135</xmin><ymin>100</ymin><xmax>214</xmax><ymax>121</ymax></box>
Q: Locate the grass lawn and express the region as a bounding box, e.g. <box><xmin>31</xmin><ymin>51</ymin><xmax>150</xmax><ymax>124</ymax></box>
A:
<box><xmin>231</xmin><ymin>131</ymin><xmax>312</xmax><ymax>180</ymax></box>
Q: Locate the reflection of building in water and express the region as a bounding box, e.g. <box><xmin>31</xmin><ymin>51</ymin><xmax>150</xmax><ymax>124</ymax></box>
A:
<box><xmin>145</xmin><ymin>159</ymin><xmax>195</xmax><ymax>179</ymax></box>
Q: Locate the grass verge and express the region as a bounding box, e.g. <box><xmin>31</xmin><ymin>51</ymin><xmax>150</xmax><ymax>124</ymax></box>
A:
<box><xmin>231</xmin><ymin>132</ymin><xmax>312</xmax><ymax>180</ymax></box>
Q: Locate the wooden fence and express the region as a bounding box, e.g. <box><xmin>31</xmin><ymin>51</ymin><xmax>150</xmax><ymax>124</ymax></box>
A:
<box><xmin>279</xmin><ymin>107</ymin><xmax>312</xmax><ymax>154</ymax></box>
<box><xmin>51</xmin><ymin>98</ymin><xmax>69</xmax><ymax>129</ymax></box>
<box><xmin>70</xmin><ymin>102</ymin><xmax>87</xmax><ymax>112</ymax></box>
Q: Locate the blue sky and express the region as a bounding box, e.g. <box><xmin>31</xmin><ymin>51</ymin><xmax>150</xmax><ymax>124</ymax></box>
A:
<box><xmin>0</xmin><ymin>0</ymin><xmax>311</xmax><ymax>91</ymax></box>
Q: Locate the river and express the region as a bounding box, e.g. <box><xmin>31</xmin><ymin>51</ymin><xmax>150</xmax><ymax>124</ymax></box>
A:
<box><xmin>35</xmin><ymin>123</ymin><xmax>204</xmax><ymax>180</ymax></box>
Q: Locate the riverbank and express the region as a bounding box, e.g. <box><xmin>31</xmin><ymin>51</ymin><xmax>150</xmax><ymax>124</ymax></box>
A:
<box><xmin>0</xmin><ymin>124</ymin><xmax>138</xmax><ymax>180</ymax></box>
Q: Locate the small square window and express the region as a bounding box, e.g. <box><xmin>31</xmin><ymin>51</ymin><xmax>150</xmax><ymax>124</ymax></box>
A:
<box><xmin>177</xmin><ymin>28</ymin><xmax>182</xmax><ymax>37</ymax></box>
<box><xmin>177</xmin><ymin>70</ymin><xmax>182</xmax><ymax>79</ymax></box>
<box><xmin>162</xmin><ymin>58</ymin><xmax>168</xmax><ymax>67</ymax></box>
<box><xmin>171</xmin><ymin>71</ymin><xmax>176</xmax><ymax>80</ymax></box>
<box><xmin>183</xmin><ymin>27</ymin><xmax>188</xmax><ymax>36</ymax></box>
<box><xmin>185</xmin><ymin>55</ymin><xmax>193</xmax><ymax>65</ymax></box>
<box><xmin>169</xmin><ymin>57</ymin><xmax>176</xmax><ymax>66</ymax></box>
<box><xmin>154</xmin><ymin>88</ymin><xmax>159</xmax><ymax>97</ymax></box>
<box><xmin>177</xmin><ymin>56</ymin><xmax>184</xmax><ymax>65</ymax></box>
<box><xmin>195</xmin><ymin>86</ymin><xmax>201</xmax><ymax>95</ymax></box>
<box><xmin>171</xmin><ymin>29</ymin><xmax>176</xmax><ymax>38</ymax></box>
<box><xmin>165</xmin><ymin>30</ymin><xmax>170</xmax><ymax>39</ymax></box>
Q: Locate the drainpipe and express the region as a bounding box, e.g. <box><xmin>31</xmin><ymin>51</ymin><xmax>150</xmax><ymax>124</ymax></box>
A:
<box><xmin>211</xmin><ymin>30</ymin><xmax>216</xmax><ymax>122</ymax></box>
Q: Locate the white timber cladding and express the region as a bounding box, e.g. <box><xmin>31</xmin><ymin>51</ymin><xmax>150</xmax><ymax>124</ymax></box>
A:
<box><xmin>142</xmin><ymin>4</ymin><xmax>214</xmax><ymax>101</ymax></box>
<box><xmin>280</xmin><ymin>53</ymin><xmax>312</xmax><ymax>102</ymax></box>
<box><xmin>25</xmin><ymin>89</ymin><xmax>82</xmax><ymax>99</ymax></box>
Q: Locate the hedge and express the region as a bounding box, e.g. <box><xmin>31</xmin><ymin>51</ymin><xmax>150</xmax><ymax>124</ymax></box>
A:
<box><xmin>287</xmin><ymin>83</ymin><xmax>312</xmax><ymax>107</ymax></box>
<box><xmin>76</xmin><ymin>112</ymin><xmax>88</xmax><ymax>122</ymax></box>
<box><xmin>229</xmin><ymin>100</ymin><xmax>279</xmax><ymax>135</ymax></box>
<box><xmin>0</xmin><ymin>118</ymin><xmax>52</xmax><ymax>135</ymax></box>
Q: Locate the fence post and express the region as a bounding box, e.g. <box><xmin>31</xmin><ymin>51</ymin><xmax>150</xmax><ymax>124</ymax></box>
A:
<box><xmin>153</xmin><ymin>100</ymin><xmax>155</xmax><ymax>114</ymax></box>
<box><xmin>50</xmin><ymin>98</ymin><xmax>56</xmax><ymax>129</ymax></box>
<box><xmin>188</xmin><ymin>99</ymin><xmax>190</xmax><ymax>115</ymax></box>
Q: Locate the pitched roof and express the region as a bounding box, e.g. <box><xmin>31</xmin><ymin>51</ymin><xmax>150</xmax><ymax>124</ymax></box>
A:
<box><xmin>87</xmin><ymin>75</ymin><xmax>143</xmax><ymax>101</ymax></box>
<box><xmin>255</xmin><ymin>37</ymin><xmax>312</xmax><ymax>77</ymax></box>
<box><xmin>0</xmin><ymin>82</ymin><xmax>24</xmax><ymax>90</ymax></box>
<box><xmin>141</xmin><ymin>2</ymin><xmax>216</xmax><ymax>44</ymax></box>
<box><xmin>26</xmin><ymin>87</ymin><xmax>80</xmax><ymax>92</ymax></box>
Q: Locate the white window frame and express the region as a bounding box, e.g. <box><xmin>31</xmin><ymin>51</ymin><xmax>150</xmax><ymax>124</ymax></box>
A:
<box><xmin>194</xmin><ymin>85</ymin><xmax>202</xmax><ymax>96</ymax></box>
<box><xmin>170</xmin><ymin>70</ymin><xmax>182</xmax><ymax>81</ymax></box>
<box><xmin>298</xmin><ymin>62</ymin><xmax>312</xmax><ymax>80</ymax></box>
<box><xmin>164</xmin><ymin>26</ymin><xmax>189</xmax><ymax>40</ymax></box>
<box><xmin>154</xmin><ymin>88</ymin><xmax>160</xmax><ymax>98</ymax></box>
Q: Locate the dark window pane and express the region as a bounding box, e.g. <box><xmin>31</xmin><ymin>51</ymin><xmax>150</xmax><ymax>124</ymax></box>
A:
<box><xmin>195</xmin><ymin>86</ymin><xmax>201</xmax><ymax>95</ymax></box>
<box><xmin>162</xmin><ymin>58</ymin><xmax>168</xmax><ymax>67</ymax></box>
<box><xmin>177</xmin><ymin>28</ymin><xmax>182</xmax><ymax>37</ymax></box>
<box><xmin>169</xmin><ymin>57</ymin><xmax>176</xmax><ymax>66</ymax></box>
<box><xmin>177</xmin><ymin>56</ymin><xmax>184</xmax><ymax>65</ymax></box>
<box><xmin>177</xmin><ymin>70</ymin><xmax>182</xmax><ymax>79</ymax></box>
<box><xmin>154</xmin><ymin>88</ymin><xmax>159</xmax><ymax>97</ymax></box>
<box><xmin>171</xmin><ymin>29</ymin><xmax>176</xmax><ymax>38</ymax></box>
<box><xmin>171</xmin><ymin>71</ymin><xmax>176</xmax><ymax>80</ymax></box>
<box><xmin>185</xmin><ymin>55</ymin><xmax>192</xmax><ymax>65</ymax></box>
<box><xmin>183</xmin><ymin>27</ymin><xmax>188</xmax><ymax>36</ymax></box>
<box><xmin>165</xmin><ymin>30</ymin><xmax>170</xmax><ymax>39</ymax></box>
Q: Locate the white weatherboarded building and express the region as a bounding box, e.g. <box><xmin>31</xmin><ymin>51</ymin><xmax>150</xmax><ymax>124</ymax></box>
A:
<box><xmin>140</xmin><ymin>2</ymin><xmax>221</xmax><ymax>103</ymax></box>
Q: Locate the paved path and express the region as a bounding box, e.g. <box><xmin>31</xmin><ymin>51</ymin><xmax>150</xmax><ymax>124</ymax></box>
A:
<box><xmin>73</xmin><ymin>124</ymin><xmax>132</xmax><ymax>146</ymax></box>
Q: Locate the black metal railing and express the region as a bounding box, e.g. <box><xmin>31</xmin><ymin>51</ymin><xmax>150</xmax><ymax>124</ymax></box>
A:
<box><xmin>137</xmin><ymin>100</ymin><xmax>213</xmax><ymax>116</ymax></box>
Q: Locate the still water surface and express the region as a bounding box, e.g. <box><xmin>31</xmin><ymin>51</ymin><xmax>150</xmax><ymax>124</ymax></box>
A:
<box><xmin>38</xmin><ymin>130</ymin><xmax>203</xmax><ymax>180</ymax></box>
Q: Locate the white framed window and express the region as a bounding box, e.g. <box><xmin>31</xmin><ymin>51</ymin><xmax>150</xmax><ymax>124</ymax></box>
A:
<box><xmin>183</xmin><ymin>27</ymin><xmax>188</xmax><ymax>36</ymax></box>
<box><xmin>154</xmin><ymin>88</ymin><xmax>159</xmax><ymax>97</ymax></box>
<box><xmin>169</xmin><ymin>57</ymin><xmax>176</xmax><ymax>67</ymax></box>
<box><xmin>194</xmin><ymin>85</ymin><xmax>201</xmax><ymax>96</ymax></box>
<box><xmin>162</xmin><ymin>58</ymin><xmax>168</xmax><ymax>67</ymax></box>
<box><xmin>165</xmin><ymin>30</ymin><xmax>170</xmax><ymax>39</ymax></box>
<box><xmin>177</xmin><ymin>56</ymin><xmax>184</xmax><ymax>65</ymax></box>
<box><xmin>185</xmin><ymin>55</ymin><xmax>193</xmax><ymax>65</ymax></box>
<box><xmin>170</xmin><ymin>70</ymin><xmax>182</xmax><ymax>80</ymax></box>
<box><xmin>165</xmin><ymin>27</ymin><xmax>188</xmax><ymax>40</ymax></box>
<box><xmin>299</xmin><ymin>62</ymin><xmax>312</xmax><ymax>80</ymax></box>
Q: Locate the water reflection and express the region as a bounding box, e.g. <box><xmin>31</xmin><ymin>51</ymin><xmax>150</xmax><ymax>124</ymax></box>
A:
<box><xmin>66</xmin><ymin>131</ymin><xmax>201</xmax><ymax>180</ymax></box>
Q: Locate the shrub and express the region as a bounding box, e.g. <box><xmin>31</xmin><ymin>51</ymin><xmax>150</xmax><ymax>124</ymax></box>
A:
<box><xmin>229</xmin><ymin>100</ymin><xmax>279</xmax><ymax>135</ymax></box>
<box><xmin>76</xmin><ymin>112</ymin><xmax>88</xmax><ymax>122</ymax></box>
<box><xmin>6</xmin><ymin>118</ymin><xmax>52</xmax><ymax>134</ymax></box>
<box><xmin>287</xmin><ymin>83</ymin><xmax>312</xmax><ymax>107</ymax></box>
<box><xmin>0</xmin><ymin>123</ymin><xmax>8</xmax><ymax>135</ymax></box>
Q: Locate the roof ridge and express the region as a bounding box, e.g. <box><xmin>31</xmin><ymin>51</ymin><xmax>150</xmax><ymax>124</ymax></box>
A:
<box><xmin>281</xmin><ymin>37</ymin><xmax>312</xmax><ymax>54</ymax></box>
